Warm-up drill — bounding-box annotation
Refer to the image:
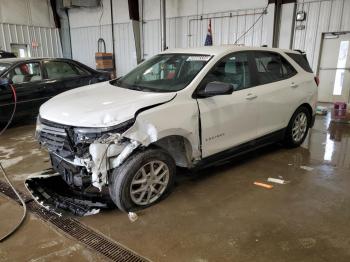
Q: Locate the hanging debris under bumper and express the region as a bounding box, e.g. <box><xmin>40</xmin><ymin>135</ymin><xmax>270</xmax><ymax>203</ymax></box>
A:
<box><xmin>25</xmin><ymin>169</ymin><xmax>114</xmax><ymax>216</ymax></box>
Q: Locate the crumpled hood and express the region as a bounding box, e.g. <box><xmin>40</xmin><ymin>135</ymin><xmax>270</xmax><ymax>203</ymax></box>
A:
<box><xmin>39</xmin><ymin>82</ymin><xmax>176</xmax><ymax>127</ymax></box>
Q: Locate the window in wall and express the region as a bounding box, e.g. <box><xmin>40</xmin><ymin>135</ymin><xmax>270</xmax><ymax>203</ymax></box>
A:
<box><xmin>333</xmin><ymin>40</ymin><xmax>349</xmax><ymax>95</ymax></box>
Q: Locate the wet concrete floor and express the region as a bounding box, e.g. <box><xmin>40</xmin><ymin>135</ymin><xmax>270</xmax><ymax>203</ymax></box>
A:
<box><xmin>0</xmin><ymin>112</ymin><xmax>350</xmax><ymax>261</ymax></box>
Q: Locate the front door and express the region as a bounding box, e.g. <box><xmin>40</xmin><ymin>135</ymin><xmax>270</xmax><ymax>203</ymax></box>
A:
<box><xmin>318</xmin><ymin>33</ymin><xmax>350</xmax><ymax>103</ymax></box>
<box><xmin>1</xmin><ymin>61</ymin><xmax>45</xmax><ymax>119</ymax></box>
<box><xmin>197</xmin><ymin>52</ymin><xmax>259</xmax><ymax>157</ymax></box>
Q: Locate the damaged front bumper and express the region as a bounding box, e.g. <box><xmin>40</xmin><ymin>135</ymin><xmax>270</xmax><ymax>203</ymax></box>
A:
<box><xmin>36</xmin><ymin>116</ymin><xmax>139</xmax><ymax>192</ymax></box>
<box><xmin>25</xmin><ymin>169</ymin><xmax>113</xmax><ymax>216</ymax></box>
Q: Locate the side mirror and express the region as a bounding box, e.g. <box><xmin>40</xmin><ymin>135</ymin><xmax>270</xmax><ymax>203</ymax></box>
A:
<box><xmin>197</xmin><ymin>81</ymin><xmax>234</xmax><ymax>98</ymax></box>
<box><xmin>0</xmin><ymin>78</ymin><xmax>13</xmax><ymax>89</ymax></box>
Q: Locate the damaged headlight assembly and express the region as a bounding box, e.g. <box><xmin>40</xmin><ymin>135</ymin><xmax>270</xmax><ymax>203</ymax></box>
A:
<box><xmin>72</xmin><ymin>119</ymin><xmax>139</xmax><ymax>191</ymax></box>
<box><xmin>36</xmin><ymin>116</ymin><xmax>140</xmax><ymax>191</ymax></box>
<box><xmin>73</xmin><ymin>119</ymin><xmax>135</xmax><ymax>144</ymax></box>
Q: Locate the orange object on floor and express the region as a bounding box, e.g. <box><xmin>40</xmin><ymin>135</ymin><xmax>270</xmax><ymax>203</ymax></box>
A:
<box><xmin>254</xmin><ymin>181</ymin><xmax>273</xmax><ymax>189</ymax></box>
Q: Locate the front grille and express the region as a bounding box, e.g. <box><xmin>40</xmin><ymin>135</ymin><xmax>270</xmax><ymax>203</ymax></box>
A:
<box><xmin>38</xmin><ymin>119</ymin><xmax>74</xmax><ymax>156</ymax></box>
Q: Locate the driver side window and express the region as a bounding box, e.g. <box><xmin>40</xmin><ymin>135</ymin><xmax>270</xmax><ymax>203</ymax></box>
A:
<box><xmin>6</xmin><ymin>62</ymin><xmax>42</xmax><ymax>84</ymax></box>
<box><xmin>201</xmin><ymin>52</ymin><xmax>253</xmax><ymax>91</ymax></box>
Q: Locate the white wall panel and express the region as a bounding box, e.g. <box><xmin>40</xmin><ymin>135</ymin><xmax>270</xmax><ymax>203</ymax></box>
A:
<box><xmin>293</xmin><ymin>0</ymin><xmax>350</xmax><ymax>72</ymax></box>
<box><xmin>114</xmin><ymin>23</ymin><xmax>137</xmax><ymax>76</ymax></box>
<box><xmin>142</xmin><ymin>7</ymin><xmax>273</xmax><ymax>60</ymax></box>
<box><xmin>70</xmin><ymin>25</ymin><xmax>113</xmax><ymax>68</ymax></box>
<box><xmin>0</xmin><ymin>23</ymin><xmax>62</xmax><ymax>58</ymax></box>
<box><xmin>70</xmin><ymin>22</ymin><xmax>137</xmax><ymax>76</ymax></box>
<box><xmin>0</xmin><ymin>0</ymin><xmax>55</xmax><ymax>27</ymax></box>
<box><xmin>69</xmin><ymin>0</ymin><xmax>273</xmax><ymax>76</ymax></box>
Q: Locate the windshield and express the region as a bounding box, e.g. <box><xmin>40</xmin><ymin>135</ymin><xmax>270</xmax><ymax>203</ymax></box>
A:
<box><xmin>113</xmin><ymin>54</ymin><xmax>211</xmax><ymax>92</ymax></box>
<box><xmin>0</xmin><ymin>63</ymin><xmax>11</xmax><ymax>75</ymax></box>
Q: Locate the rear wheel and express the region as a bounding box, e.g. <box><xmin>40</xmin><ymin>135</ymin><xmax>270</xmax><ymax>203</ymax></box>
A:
<box><xmin>109</xmin><ymin>148</ymin><xmax>176</xmax><ymax>212</ymax></box>
<box><xmin>284</xmin><ymin>106</ymin><xmax>311</xmax><ymax>148</ymax></box>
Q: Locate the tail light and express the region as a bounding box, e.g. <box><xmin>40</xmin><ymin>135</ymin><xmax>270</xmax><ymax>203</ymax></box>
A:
<box><xmin>314</xmin><ymin>76</ymin><xmax>319</xmax><ymax>86</ymax></box>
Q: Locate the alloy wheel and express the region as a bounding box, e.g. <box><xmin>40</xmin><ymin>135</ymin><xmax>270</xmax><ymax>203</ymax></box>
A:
<box><xmin>292</xmin><ymin>112</ymin><xmax>308</xmax><ymax>143</ymax></box>
<box><xmin>130</xmin><ymin>160</ymin><xmax>170</xmax><ymax>205</ymax></box>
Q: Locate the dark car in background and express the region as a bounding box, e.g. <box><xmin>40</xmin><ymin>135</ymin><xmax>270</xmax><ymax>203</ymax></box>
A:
<box><xmin>0</xmin><ymin>58</ymin><xmax>110</xmax><ymax>123</ymax></box>
<box><xmin>0</xmin><ymin>50</ymin><xmax>16</xmax><ymax>59</ymax></box>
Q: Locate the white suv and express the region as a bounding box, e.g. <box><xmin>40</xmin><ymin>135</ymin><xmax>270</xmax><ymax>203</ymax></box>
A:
<box><xmin>36</xmin><ymin>46</ymin><xmax>318</xmax><ymax>211</ymax></box>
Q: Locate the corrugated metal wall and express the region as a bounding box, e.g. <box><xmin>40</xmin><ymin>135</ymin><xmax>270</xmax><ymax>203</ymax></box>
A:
<box><xmin>0</xmin><ymin>23</ymin><xmax>62</xmax><ymax>58</ymax></box>
<box><xmin>143</xmin><ymin>7</ymin><xmax>271</xmax><ymax>60</ymax></box>
<box><xmin>70</xmin><ymin>22</ymin><xmax>137</xmax><ymax>76</ymax></box>
<box><xmin>293</xmin><ymin>0</ymin><xmax>350</xmax><ymax>71</ymax></box>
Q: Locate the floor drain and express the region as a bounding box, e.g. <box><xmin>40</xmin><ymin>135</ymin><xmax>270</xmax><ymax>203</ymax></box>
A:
<box><xmin>0</xmin><ymin>180</ymin><xmax>148</xmax><ymax>262</ymax></box>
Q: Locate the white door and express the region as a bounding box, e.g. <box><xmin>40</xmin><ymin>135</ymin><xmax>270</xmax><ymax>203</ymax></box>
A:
<box><xmin>252</xmin><ymin>51</ymin><xmax>308</xmax><ymax>136</ymax></box>
<box><xmin>197</xmin><ymin>52</ymin><xmax>258</xmax><ymax>157</ymax></box>
<box><xmin>318</xmin><ymin>33</ymin><xmax>350</xmax><ymax>103</ymax></box>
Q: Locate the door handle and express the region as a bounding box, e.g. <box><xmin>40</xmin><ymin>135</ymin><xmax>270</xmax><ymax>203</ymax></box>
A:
<box><xmin>290</xmin><ymin>83</ymin><xmax>298</xmax><ymax>88</ymax></box>
<box><xmin>245</xmin><ymin>93</ymin><xmax>257</xmax><ymax>100</ymax></box>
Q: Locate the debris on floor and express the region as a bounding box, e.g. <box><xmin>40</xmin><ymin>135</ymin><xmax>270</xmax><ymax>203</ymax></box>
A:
<box><xmin>128</xmin><ymin>212</ymin><xmax>138</xmax><ymax>222</ymax></box>
<box><xmin>267</xmin><ymin>177</ymin><xmax>290</xmax><ymax>184</ymax></box>
<box><xmin>316</xmin><ymin>106</ymin><xmax>328</xmax><ymax>115</ymax></box>
<box><xmin>25</xmin><ymin>169</ymin><xmax>113</xmax><ymax>216</ymax></box>
<box><xmin>253</xmin><ymin>182</ymin><xmax>273</xmax><ymax>189</ymax></box>
<box><xmin>300</xmin><ymin>165</ymin><xmax>314</xmax><ymax>171</ymax></box>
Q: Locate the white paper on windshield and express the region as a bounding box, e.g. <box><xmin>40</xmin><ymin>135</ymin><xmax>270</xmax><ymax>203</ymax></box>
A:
<box><xmin>186</xmin><ymin>56</ymin><xmax>211</xmax><ymax>62</ymax></box>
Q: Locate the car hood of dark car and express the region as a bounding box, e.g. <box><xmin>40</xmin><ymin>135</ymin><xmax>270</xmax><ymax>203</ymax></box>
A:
<box><xmin>39</xmin><ymin>81</ymin><xmax>176</xmax><ymax>127</ymax></box>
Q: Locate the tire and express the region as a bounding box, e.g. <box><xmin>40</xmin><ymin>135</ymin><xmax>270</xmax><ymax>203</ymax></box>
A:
<box><xmin>109</xmin><ymin>148</ymin><xmax>176</xmax><ymax>212</ymax></box>
<box><xmin>284</xmin><ymin>106</ymin><xmax>311</xmax><ymax>148</ymax></box>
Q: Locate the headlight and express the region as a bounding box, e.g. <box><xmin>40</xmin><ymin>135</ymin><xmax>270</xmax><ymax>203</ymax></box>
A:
<box><xmin>73</xmin><ymin>119</ymin><xmax>135</xmax><ymax>143</ymax></box>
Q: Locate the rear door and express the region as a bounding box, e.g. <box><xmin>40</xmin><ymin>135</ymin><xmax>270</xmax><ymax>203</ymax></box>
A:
<box><xmin>0</xmin><ymin>61</ymin><xmax>45</xmax><ymax>119</ymax></box>
<box><xmin>197</xmin><ymin>51</ymin><xmax>259</xmax><ymax>157</ymax></box>
<box><xmin>251</xmin><ymin>51</ymin><xmax>301</xmax><ymax>137</ymax></box>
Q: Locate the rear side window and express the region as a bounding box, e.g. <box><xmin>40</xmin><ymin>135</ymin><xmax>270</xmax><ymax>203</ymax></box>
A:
<box><xmin>254</xmin><ymin>51</ymin><xmax>297</xmax><ymax>85</ymax></box>
<box><xmin>44</xmin><ymin>61</ymin><xmax>85</xmax><ymax>79</ymax></box>
<box><xmin>285</xmin><ymin>52</ymin><xmax>313</xmax><ymax>73</ymax></box>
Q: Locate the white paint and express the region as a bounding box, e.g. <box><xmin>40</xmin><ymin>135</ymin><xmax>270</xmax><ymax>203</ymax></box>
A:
<box><xmin>39</xmin><ymin>46</ymin><xmax>317</xmax><ymax>189</ymax></box>
<box><xmin>39</xmin><ymin>82</ymin><xmax>176</xmax><ymax>127</ymax></box>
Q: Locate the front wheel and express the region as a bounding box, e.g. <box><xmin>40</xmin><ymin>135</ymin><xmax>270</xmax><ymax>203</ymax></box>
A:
<box><xmin>109</xmin><ymin>148</ymin><xmax>176</xmax><ymax>212</ymax></box>
<box><xmin>284</xmin><ymin>106</ymin><xmax>311</xmax><ymax>148</ymax></box>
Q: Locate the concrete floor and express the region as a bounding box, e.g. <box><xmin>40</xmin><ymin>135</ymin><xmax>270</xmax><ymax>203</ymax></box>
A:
<box><xmin>0</xmin><ymin>112</ymin><xmax>350</xmax><ymax>261</ymax></box>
